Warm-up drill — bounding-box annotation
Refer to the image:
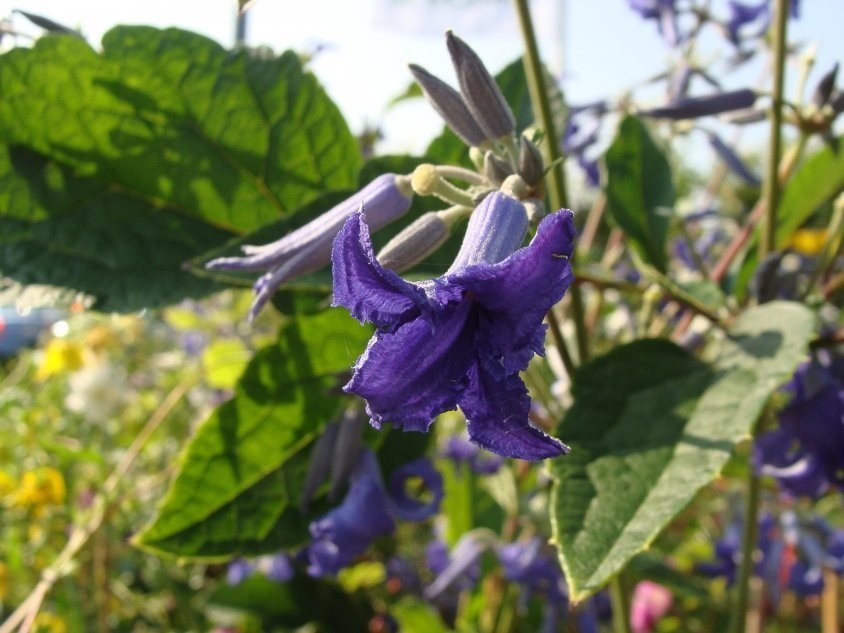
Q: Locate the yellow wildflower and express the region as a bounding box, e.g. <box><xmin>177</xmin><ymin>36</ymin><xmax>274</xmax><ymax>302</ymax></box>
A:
<box><xmin>13</xmin><ymin>468</ymin><xmax>66</xmax><ymax>512</ymax></box>
<box><xmin>35</xmin><ymin>339</ymin><xmax>84</xmax><ymax>381</ymax></box>
<box><xmin>789</xmin><ymin>228</ymin><xmax>827</xmax><ymax>256</ymax></box>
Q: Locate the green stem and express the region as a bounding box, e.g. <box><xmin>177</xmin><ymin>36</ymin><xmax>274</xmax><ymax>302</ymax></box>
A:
<box><xmin>761</xmin><ymin>0</ymin><xmax>789</xmax><ymax>257</ymax></box>
<box><xmin>609</xmin><ymin>575</ymin><xmax>634</xmax><ymax>633</ymax></box>
<box><xmin>729</xmin><ymin>463</ymin><xmax>762</xmax><ymax>633</ymax></box>
<box><xmin>512</xmin><ymin>0</ymin><xmax>590</xmax><ymax>364</ymax></box>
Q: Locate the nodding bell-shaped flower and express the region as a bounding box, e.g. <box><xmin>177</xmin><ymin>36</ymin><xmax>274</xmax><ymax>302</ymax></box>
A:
<box><xmin>725</xmin><ymin>1</ymin><xmax>770</xmax><ymax>46</ymax></box>
<box><xmin>205</xmin><ymin>174</ymin><xmax>413</xmax><ymax>320</ymax></box>
<box><xmin>331</xmin><ymin>189</ymin><xmax>575</xmax><ymax>460</ymax></box>
<box><xmin>640</xmin><ymin>88</ymin><xmax>757</xmax><ymax>120</ymax></box>
<box><xmin>704</xmin><ymin>131</ymin><xmax>761</xmax><ymax>187</ymax></box>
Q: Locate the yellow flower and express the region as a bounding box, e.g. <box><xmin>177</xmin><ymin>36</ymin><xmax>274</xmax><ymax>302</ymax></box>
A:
<box><xmin>34</xmin><ymin>612</ymin><xmax>67</xmax><ymax>633</ymax></box>
<box><xmin>13</xmin><ymin>468</ymin><xmax>66</xmax><ymax>511</ymax></box>
<box><xmin>0</xmin><ymin>470</ymin><xmax>15</xmax><ymax>497</ymax></box>
<box><xmin>0</xmin><ymin>562</ymin><xmax>8</xmax><ymax>602</ymax></box>
<box><xmin>789</xmin><ymin>228</ymin><xmax>827</xmax><ymax>256</ymax></box>
<box><xmin>35</xmin><ymin>339</ymin><xmax>84</xmax><ymax>381</ymax></box>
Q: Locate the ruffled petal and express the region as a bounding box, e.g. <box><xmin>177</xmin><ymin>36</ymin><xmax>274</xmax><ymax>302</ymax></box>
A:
<box><xmin>331</xmin><ymin>210</ymin><xmax>430</xmax><ymax>329</ymax></box>
<box><xmin>447</xmin><ymin>210</ymin><xmax>576</xmax><ymax>377</ymax></box>
<box><xmin>345</xmin><ymin>298</ymin><xmax>476</xmax><ymax>431</ymax></box>
<box><xmin>459</xmin><ymin>365</ymin><xmax>568</xmax><ymax>460</ymax></box>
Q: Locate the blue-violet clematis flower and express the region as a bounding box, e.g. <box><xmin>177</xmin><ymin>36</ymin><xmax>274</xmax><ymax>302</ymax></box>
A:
<box><xmin>754</xmin><ymin>357</ymin><xmax>844</xmax><ymax>497</ymax></box>
<box><xmin>206</xmin><ymin>174</ymin><xmax>412</xmax><ymax>320</ymax></box>
<box><xmin>726</xmin><ymin>1</ymin><xmax>770</xmax><ymax>46</ymax></box>
<box><xmin>306</xmin><ymin>449</ymin><xmax>395</xmax><ymax>577</ymax></box>
<box><xmin>628</xmin><ymin>0</ymin><xmax>680</xmax><ymax>46</ymax></box>
<box><xmin>331</xmin><ymin>191</ymin><xmax>575</xmax><ymax>460</ymax></box>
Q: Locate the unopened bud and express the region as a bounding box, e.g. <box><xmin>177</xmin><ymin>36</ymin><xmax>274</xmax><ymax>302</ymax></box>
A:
<box><xmin>446</xmin><ymin>31</ymin><xmax>516</xmax><ymax>139</ymax></box>
<box><xmin>518</xmin><ymin>136</ymin><xmax>545</xmax><ymax>186</ymax></box>
<box><xmin>523</xmin><ymin>198</ymin><xmax>547</xmax><ymax>223</ymax></box>
<box><xmin>641</xmin><ymin>88</ymin><xmax>757</xmax><ymax>120</ymax></box>
<box><xmin>812</xmin><ymin>62</ymin><xmax>839</xmax><ymax>108</ymax></box>
<box><xmin>705</xmin><ymin>132</ymin><xmax>760</xmax><ymax>187</ymax></box>
<box><xmin>831</xmin><ymin>92</ymin><xmax>844</xmax><ymax>115</ymax></box>
<box><xmin>300</xmin><ymin>422</ymin><xmax>341</xmax><ymax>512</ymax></box>
<box><xmin>377</xmin><ymin>210</ymin><xmax>455</xmax><ymax>272</ymax></box>
<box><xmin>500</xmin><ymin>174</ymin><xmax>528</xmax><ymax>200</ymax></box>
<box><xmin>409</xmin><ymin>63</ymin><xmax>489</xmax><ymax>147</ymax></box>
<box><xmin>329</xmin><ymin>409</ymin><xmax>367</xmax><ymax>500</ymax></box>
<box><xmin>483</xmin><ymin>151</ymin><xmax>513</xmax><ymax>185</ymax></box>
<box><xmin>410</xmin><ymin>163</ymin><xmax>441</xmax><ymax>196</ymax></box>
<box><xmin>722</xmin><ymin>108</ymin><xmax>768</xmax><ymax>124</ymax></box>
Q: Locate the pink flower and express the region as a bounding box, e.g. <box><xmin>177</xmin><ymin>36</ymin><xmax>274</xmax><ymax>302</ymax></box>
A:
<box><xmin>630</xmin><ymin>581</ymin><xmax>673</xmax><ymax>633</ymax></box>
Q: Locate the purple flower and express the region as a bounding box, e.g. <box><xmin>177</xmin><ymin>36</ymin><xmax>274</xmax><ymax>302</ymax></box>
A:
<box><xmin>755</xmin><ymin>358</ymin><xmax>844</xmax><ymax>497</ymax></box>
<box><xmin>331</xmin><ymin>191</ymin><xmax>575</xmax><ymax>460</ymax></box>
<box><xmin>628</xmin><ymin>0</ymin><xmax>680</xmax><ymax>46</ymax></box>
<box><xmin>563</xmin><ymin>102</ymin><xmax>606</xmax><ymax>187</ymax></box>
<box><xmin>206</xmin><ymin>174</ymin><xmax>412</xmax><ymax>320</ymax></box>
<box><xmin>442</xmin><ymin>434</ymin><xmax>505</xmax><ymax>474</ymax></box>
<box><xmin>306</xmin><ymin>450</ymin><xmax>395</xmax><ymax>577</ymax></box>
<box><xmin>499</xmin><ymin>538</ymin><xmax>567</xmax><ymax>604</ymax></box>
<box><xmin>226</xmin><ymin>558</ymin><xmax>254</xmax><ymax>586</ymax></box>
<box><xmin>425</xmin><ymin>533</ymin><xmax>485</xmax><ymax>599</ymax></box>
<box><xmin>386</xmin><ymin>457</ymin><xmax>444</xmax><ymax>521</ymax></box>
<box><xmin>726</xmin><ymin>1</ymin><xmax>769</xmax><ymax>46</ymax></box>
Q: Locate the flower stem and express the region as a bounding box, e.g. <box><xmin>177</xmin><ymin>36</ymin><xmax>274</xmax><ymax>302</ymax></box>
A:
<box><xmin>609</xmin><ymin>575</ymin><xmax>633</xmax><ymax>633</ymax></box>
<box><xmin>760</xmin><ymin>0</ymin><xmax>789</xmax><ymax>257</ymax></box>
<box><xmin>729</xmin><ymin>430</ymin><xmax>764</xmax><ymax>633</ymax></box>
<box><xmin>512</xmin><ymin>0</ymin><xmax>590</xmax><ymax>364</ymax></box>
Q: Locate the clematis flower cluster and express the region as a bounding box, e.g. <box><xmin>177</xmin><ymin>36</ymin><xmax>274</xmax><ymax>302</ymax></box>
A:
<box><xmin>331</xmin><ymin>190</ymin><xmax>575</xmax><ymax>460</ymax></box>
<box><xmin>754</xmin><ymin>354</ymin><xmax>844</xmax><ymax>497</ymax></box>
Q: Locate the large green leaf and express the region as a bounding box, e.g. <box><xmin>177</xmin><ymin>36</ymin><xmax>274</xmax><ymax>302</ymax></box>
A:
<box><xmin>134</xmin><ymin>309</ymin><xmax>371</xmax><ymax>558</ymax></box>
<box><xmin>0</xmin><ymin>146</ymin><xmax>227</xmax><ymax>311</ymax></box>
<box><xmin>0</xmin><ymin>27</ymin><xmax>361</xmax><ymax>310</ymax></box>
<box><xmin>603</xmin><ymin>115</ymin><xmax>674</xmax><ymax>272</ymax></box>
<box><xmin>550</xmin><ymin>301</ymin><xmax>815</xmax><ymax>600</ymax></box>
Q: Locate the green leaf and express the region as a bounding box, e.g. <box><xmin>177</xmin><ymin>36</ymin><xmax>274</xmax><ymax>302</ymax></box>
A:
<box><xmin>0</xmin><ymin>26</ymin><xmax>361</xmax><ymax>310</ymax></box>
<box><xmin>735</xmin><ymin>138</ymin><xmax>844</xmax><ymax>295</ymax></box>
<box><xmin>392</xmin><ymin>597</ymin><xmax>451</xmax><ymax>633</ymax></box>
<box><xmin>0</xmin><ymin>146</ymin><xmax>227</xmax><ymax>311</ymax></box>
<box><xmin>208</xmin><ymin>574</ymin><xmax>374</xmax><ymax>630</ymax></box>
<box><xmin>201</xmin><ymin>338</ymin><xmax>251</xmax><ymax>390</ymax></box>
<box><xmin>604</xmin><ymin>116</ymin><xmax>674</xmax><ymax>272</ymax></box>
<box><xmin>134</xmin><ymin>309</ymin><xmax>371</xmax><ymax>558</ymax></box>
<box><xmin>550</xmin><ymin>301</ymin><xmax>815</xmax><ymax>600</ymax></box>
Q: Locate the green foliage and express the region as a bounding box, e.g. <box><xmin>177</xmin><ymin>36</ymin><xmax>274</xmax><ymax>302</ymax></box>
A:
<box><xmin>134</xmin><ymin>309</ymin><xmax>371</xmax><ymax>558</ymax></box>
<box><xmin>604</xmin><ymin>115</ymin><xmax>675</xmax><ymax>272</ymax></box>
<box><xmin>0</xmin><ymin>26</ymin><xmax>361</xmax><ymax>311</ymax></box>
<box><xmin>550</xmin><ymin>301</ymin><xmax>816</xmax><ymax>600</ymax></box>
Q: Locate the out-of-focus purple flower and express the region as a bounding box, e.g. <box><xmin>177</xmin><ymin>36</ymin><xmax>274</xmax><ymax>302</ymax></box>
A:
<box><xmin>331</xmin><ymin>191</ymin><xmax>575</xmax><ymax>460</ymax></box>
<box><xmin>425</xmin><ymin>532</ymin><xmax>486</xmax><ymax>599</ymax></box>
<box><xmin>386</xmin><ymin>556</ymin><xmax>423</xmax><ymax>595</ymax></box>
<box><xmin>206</xmin><ymin>174</ymin><xmax>412</xmax><ymax>320</ymax></box>
<box><xmin>262</xmin><ymin>554</ymin><xmax>295</xmax><ymax>583</ymax></box>
<box><xmin>442</xmin><ymin>434</ymin><xmax>505</xmax><ymax>474</ymax></box>
<box><xmin>563</xmin><ymin>102</ymin><xmax>606</xmax><ymax>187</ymax></box>
<box><xmin>306</xmin><ymin>450</ymin><xmax>395</xmax><ymax>577</ymax></box>
<box><xmin>499</xmin><ymin>537</ymin><xmax>567</xmax><ymax>604</ymax></box>
<box><xmin>628</xmin><ymin>0</ymin><xmax>680</xmax><ymax>46</ymax></box>
<box><xmin>387</xmin><ymin>458</ymin><xmax>444</xmax><ymax>521</ymax></box>
<box><xmin>755</xmin><ymin>357</ymin><xmax>844</xmax><ymax>497</ymax></box>
<box><xmin>641</xmin><ymin>89</ymin><xmax>758</xmax><ymax>120</ymax></box>
<box><xmin>704</xmin><ymin>131</ymin><xmax>761</xmax><ymax>187</ymax></box>
<box><xmin>226</xmin><ymin>558</ymin><xmax>254</xmax><ymax>586</ymax></box>
<box><xmin>726</xmin><ymin>1</ymin><xmax>769</xmax><ymax>46</ymax></box>
<box><xmin>630</xmin><ymin>581</ymin><xmax>673</xmax><ymax>633</ymax></box>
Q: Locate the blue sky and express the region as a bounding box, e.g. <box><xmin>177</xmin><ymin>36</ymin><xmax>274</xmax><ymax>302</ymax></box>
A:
<box><xmin>2</xmin><ymin>0</ymin><xmax>842</xmax><ymax>158</ymax></box>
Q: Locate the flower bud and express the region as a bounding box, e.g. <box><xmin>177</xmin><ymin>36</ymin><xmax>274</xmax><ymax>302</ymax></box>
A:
<box><xmin>518</xmin><ymin>136</ymin><xmax>545</xmax><ymax>186</ymax></box>
<box><xmin>812</xmin><ymin>62</ymin><xmax>839</xmax><ymax>108</ymax></box>
<box><xmin>377</xmin><ymin>210</ymin><xmax>454</xmax><ymax>273</ymax></box>
<box><xmin>705</xmin><ymin>131</ymin><xmax>760</xmax><ymax>187</ymax></box>
<box><xmin>329</xmin><ymin>409</ymin><xmax>367</xmax><ymax>500</ymax></box>
<box><xmin>300</xmin><ymin>421</ymin><xmax>341</xmax><ymax>512</ymax></box>
<box><xmin>447</xmin><ymin>191</ymin><xmax>528</xmax><ymax>272</ymax></box>
<box><xmin>641</xmin><ymin>88</ymin><xmax>758</xmax><ymax>120</ymax></box>
<box><xmin>483</xmin><ymin>151</ymin><xmax>513</xmax><ymax>185</ymax></box>
<box><xmin>408</xmin><ymin>63</ymin><xmax>489</xmax><ymax>147</ymax></box>
<box><xmin>446</xmin><ymin>31</ymin><xmax>516</xmax><ymax>139</ymax></box>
